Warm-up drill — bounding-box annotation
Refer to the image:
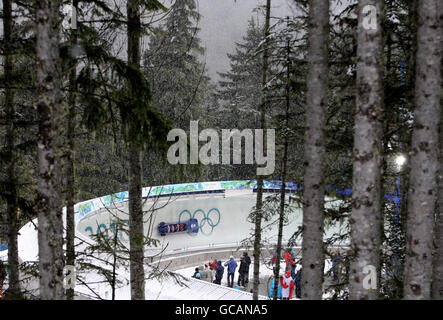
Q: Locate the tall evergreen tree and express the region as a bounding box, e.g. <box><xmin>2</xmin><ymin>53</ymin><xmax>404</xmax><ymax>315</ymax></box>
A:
<box><xmin>142</xmin><ymin>0</ymin><xmax>209</xmax><ymax>184</ymax></box>
<box><xmin>217</xmin><ymin>18</ymin><xmax>263</xmax><ymax>129</ymax></box>
<box><xmin>126</xmin><ymin>0</ymin><xmax>145</xmax><ymax>301</ymax></box>
<box><xmin>216</xmin><ymin>18</ymin><xmax>264</xmax><ymax>179</ymax></box>
<box><xmin>35</xmin><ymin>0</ymin><xmax>65</xmax><ymax>299</ymax></box>
<box><xmin>432</xmin><ymin>0</ymin><xmax>443</xmax><ymax>300</ymax></box>
<box><xmin>434</xmin><ymin>107</ymin><xmax>443</xmax><ymax>300</ymax></box>
<box><xmin>143</xmin><ymin>0</ymin><xmax>209</xmax><ymax>127</ymax></box>
<box><xmin>301</xmin><ymin>0</ymin><xmax>329</xmax><ymax>300</ymax></box>
<box><xmin>64</xmin><ymin>0</ymin><xmax>79</xmax><ymax>300</ymax></box>
<box><xmin>2</xmin><ymin>0</ymin><xmax>21</xmax><ymax>297</ymax></box>
<box><xmin>349</xmin><ymin>0</ymin><xmax>384</xmax><ymax>300</ymax></box>
<box><xmin>252</xmin><ymin>0</ymin><xmax>271</xmax><ymax>301</ymax></box>
<box><xmin>0</xmin><ymin>0</ymin><xmax>37</xmax><ymax>299</ymax></box>
<box><xmin>404</xmin><ymin>0</ymin><xmax>441</xmax><ymax>300</ymax></box>
<box><xmin>271</xmin><ymin>17</ymin><xmax>296</xmax><ymax>300</ymax></box>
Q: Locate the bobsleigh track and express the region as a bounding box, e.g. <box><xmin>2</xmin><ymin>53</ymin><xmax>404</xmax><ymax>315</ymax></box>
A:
<box><xmin>1</xmin><ymin>180</ymin><xmax>348</xmax><ymax>299</ymax></box>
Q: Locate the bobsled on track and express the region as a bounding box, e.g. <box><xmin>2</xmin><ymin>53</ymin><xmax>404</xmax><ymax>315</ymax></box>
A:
<box><xmin>157</xmin><ymin>219</ymin><xmax>199</xmax><ymax>236</ymax></box>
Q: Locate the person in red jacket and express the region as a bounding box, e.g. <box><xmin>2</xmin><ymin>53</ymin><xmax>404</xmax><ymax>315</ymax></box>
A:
<box><xmin>208</xmin><ymin>260</ymin><xmax>217</xmax><ymax>271</ymax></box>
<box><xmin>284</xmin><ymin>249</ymin><xmax>295</xmax><ymax>271</ymax></box>
<box><xmin>280</xmin><ymin>270</ymin><xmax>294</xmax><ymax>300</ymax></box>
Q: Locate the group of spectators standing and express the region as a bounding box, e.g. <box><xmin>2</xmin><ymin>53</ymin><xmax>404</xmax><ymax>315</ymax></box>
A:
<box><xmin>189</xmin><ymin>248</ymin><xmax>306</xmax><ymax>299</ymax></box>
<box><xmin>269</xmin><ymin>269</ymin><xmax>302</xmax><ymax>300</ymax></box>
<box><xmin>190</xmin><ymin>248</ymin><xmax>342</xmax><ymax>299</ymax></box>
<box><xmin>269</xmin><ymin>248</ymin><xmax>302</xmax><ymax>299</ymax></box>
<box><xmin>191</xmin><ymin>252</ymin><xmax>252</xmax><ymax>288</ymax></box>
<box><xmin>268</xmin><ymin>249</ymin><xmax>344</xmax><ymax>299</ymax></box>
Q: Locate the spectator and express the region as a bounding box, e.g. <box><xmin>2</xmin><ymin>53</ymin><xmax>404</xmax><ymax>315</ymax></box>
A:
<box><xmin>290</xmin><ymin>248</ymin><xmax>296</xmax><ymax>263</ymax></box>
<box><xmin>208</xmin><ymin>259</ymin><xmax>217</xmax><ymax>271</ymax></box>
<box><xmin>290</xmin><ymin>263</ymin><xmax>297</xmax><ymax>280</ymax></box>
<box><xmin>237</xmin><ymin>256</ymin><xmax>248</xmax><ymax>287</ymax></box>
<box><xmin>224</xmin><ymin>256</ymin><xmax>237</xmax><ymax>288</ymax></box>
<box><xmin>269</xmin><ymin>275</ymin><xmax>283</xmax><ymax>299</ymax></box>
<box><xmin>280</xmin><ymin>270</ymin><xmax>294</xmax><ymax>300</ymax></box>
<box><xmin>192</xmin><ymin>267</ymin><xmax>201</xmax><ymax>280</ymax></box>
<box><xmin>331</xmin><ymin>252</ymin><xmax>340</xmax><ymax>281</ymax></box>
<box><xmin>290</xmin><ymin>248</ymin><xmax>297</xmax><ymax>270</ymax></box>
<box><xmin>295</xmin><ymin>268</ymin><xmax>302</xmax><ymax>299</ymax></box>
<box><xmin>243</xmin><ymin>252</ymin><xmax>251</xmax><ymax>283</ymax></box>
<box><xmin>214</xmin><ymin>261</ymin><xmax>224</xmax><ymax>285</ymax></box>
<box><xmin>200</xmin><ymin>264</ymin><xmax>212</xmax><ymax>282</ymax></box>
<box><xmin>209</xmin><ymin>264</ymin><xmax>216</xmax><ymax>282</ymax></box>
<box><xmin>284</xmin><ymin>249</ymin><xmax>295</xmax><ymax>272</ymax></box>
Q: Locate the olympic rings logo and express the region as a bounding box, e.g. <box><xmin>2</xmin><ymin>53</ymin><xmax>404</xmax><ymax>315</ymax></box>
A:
<box><xmin>178</xmin><ymin>208</ymin><xmax>221</xmax><ymax>236</ymax></box>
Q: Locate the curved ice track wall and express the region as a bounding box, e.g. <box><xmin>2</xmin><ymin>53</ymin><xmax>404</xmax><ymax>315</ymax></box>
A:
<box><xmin>74</xmin><ymin>180</ymin><xmax>347</xmax><ymax>255</ymax></box>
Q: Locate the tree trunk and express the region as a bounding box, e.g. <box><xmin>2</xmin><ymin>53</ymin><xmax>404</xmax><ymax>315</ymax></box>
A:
<box><xmin>252</xmin><ymin>179</ymin><xmax>263</xmax><ymax>301</ymax></box>
<box><xmin>252</xmin><ymin>0</ymin><xmax>271</xmax><ymax>301</ymax></box>
<box><xmin>127</xmin><ymin>0</ymin><xmax>145</xmax><ymax>300</ymax></box>
<box><xmin>3</xmin><ymin>0</ymin><xmax>20</xmax><ymax>297</ymax></box>
<box><xmin>112</xmin><ymin>223</ymin><xmax>119</xmax><ymax>300</ymax></box>
<box><xmin>272</xmin><ymin>36</ymin><xmax>291</xmax><ymax>300</ymax></box>
<box><xmin>433</xmin><ymin>107</ymin><xmax>443</xmax><ymax>300</ymax></box>
<box><xmin>301</xmin><ymin>0</ymin><xmax>329</xmax><ymax>300</ymax></box>
<box><xmin>392</xmin><ymin>0</ymin><xmax>418</xmax><ymax>297</ymax></box>
<box><xmin>349</xmin><ymin>0</ymin><xmax>384</xmax><ymax>300</ymax></box>
<box><xmin>128</xmin><ymin>145</ymin><xmax>145</xmax><ymax>300</ymax></box>
<box><xmin>403</xmin><ymin>0</ymin><xmax>441</xmax><ymax>300</ymax></box>
<box><xmin>36</xmin><ymin>0</ymin><xmax>65</xmax><ymax>300</ymax></box>
<box><xmin>431</xmin><ymin>0</ymin><xmax>443</xmax><ymax>301</ymax></box>
<box><xmin>65</xmin><ymin>0</ymin><xmax>78</xmax><ymax>301</ymax></box>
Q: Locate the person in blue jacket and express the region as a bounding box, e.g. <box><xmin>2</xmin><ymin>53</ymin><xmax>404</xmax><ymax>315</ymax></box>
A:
<box><xmin>290</xmin><ymin>248</ymin><xmax>296</xmax><ymax>262</ymax></box>
<box><xmin>269</xmin><ymin>275</ymin><xmax>283</xmax><ymax>299</ymax></box>
<box><xmin>214</xmin><ymin>260</ymin><xmax>224</xmax><ymax>285</ymax></box>
<box><xmin>224</xmin><ymin>256</ymin><xmax>237</xmax><ymax>288</ymax></box>
<box><xmin>192</xmin><ymin>267</ymin><xmax>201</xmax><ymax>279</ymax></box>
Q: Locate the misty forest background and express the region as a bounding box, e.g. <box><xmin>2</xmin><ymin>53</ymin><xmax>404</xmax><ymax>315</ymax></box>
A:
<box><xmin>0</xmin><ymin>0</ymin><xmax>442</xmax><ymax>300</ymax></box>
